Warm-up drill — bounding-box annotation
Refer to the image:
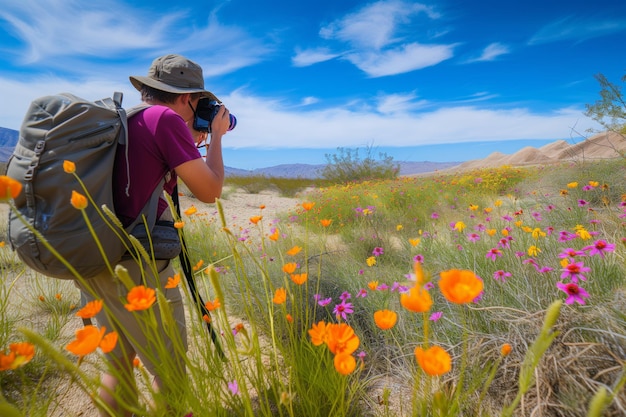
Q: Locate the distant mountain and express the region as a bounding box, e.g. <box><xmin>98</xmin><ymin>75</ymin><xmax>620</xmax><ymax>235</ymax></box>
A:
<box><xmin>0</xmin><ymin>126</ymin><xmax>460</xmax><ymax>177</ymax></box>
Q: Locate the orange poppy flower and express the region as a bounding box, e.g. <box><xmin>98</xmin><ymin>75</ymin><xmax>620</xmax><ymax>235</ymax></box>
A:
<box><xmin>414</xmin><ymin>345</ymin><xmax>452</xmax><ymax>376</ymax></box>
<box><xmin>66</xmin><ymin>325</ymin><xmax>106</xmax><ymax>357</ymax></box>
<box><xmin>301</xmin><ymin>202</ymin><xmax>315</xmax><ymax>211</ymax></box>
<box><xmin>438</xmin><ymin>269</ymin><xmax>484</xmax><ymax>304</ymax></box>
<box><xmin>184</xmin><ymin>206</ymin><xmax>197</xmax><ymax>216</ymax></box>
<box><xmin>63</xmin><ymin>160</ymin><xmax>76</xmax><ymax>173</ymax></box>
<box><xmin>269</xmin><ymin>228</ymin><xmax>280</xmax><ymax>241</ymax></box>
<box><xmin>99</xmin><ymin>331</ymin><xmax>118</xmax><ymax>354</ymax></box>
<box><xmin>0</xmin><ymin>176</ymin><xmax>23</xmax><ymax>200</ymax></box>
<box><xmin>192</xmin><ymin>259</ymin><xmax>204</xmax><ymax>271</ymax></box>
<box><xmin>282</xmin><ymin>262</ymin><xmax>297</xmax><ymax>274</ymax></box>
<box><xmin>286</xmin><ymin>314</ymin><xmax>293</xmax><ymax>323</ymax></box>
<box><xmin>326</xmin><ymin>323</ymin><xmax>360</xmax><ymax>355</ymax></box>
<box><xmin>0</xmin><ymin>342</ymin><xmax>35</xmax><ymax>371</ymax></box>
<box><xmin>334</xmin><ymin>353</ymin><xmax>356</xmax><ymax>375</ymax></box>
<box><xmin>400</xmin><ymin>286</ymin><xmax>432</xmax><ymax>313</ymax></box>
<box><xmin>273</xmin><ymin>288</ymin><xmax>287</xmax><ymax>304</ymax></box>
<box><xmin>75</xmin><ymin>299</ymin><xmax>103</xmax><ymax>319</ymax></box>
<box><xmin>174</xmin><ymin>221</ymin><xmax>185</xmax><ymax>229</ymax></box>
<box><xmin>500</xmin><ymin>343</ymin><xmax>512</xmax><ymax>357</ymax></box>
<box><xmin>373</xmin><ymin>309</ymin><xmax>398</xmax><ymax>330</ymax></box>
<box><xmin>70</xmin><ymin>190</ymin><xmax>88</xmax><ymax>210</ymax></box>
<box><xmin>286</xmin><ymin>246</ymin><xmax>302</xmax><ymax>256</ymax></box>
<box><xmin>165</xmin><ymin>274</ymin><xmax>181</xmax><ymax>289</ymax></box>
<box><xmin>320</xmin><ymin>219</ymin><xmax>332</xmax><ymax>227</ymax></box>
<box><xmin>124</xmin><ymin>286</ymin><xmax>156</xmax><ymax>312</ymax></box>
<box><xmin>290</xmin><ymin>273</ymin><xmax>308</xmax><ymax>285</ymax></box>
<box><xmin>202</xmin><ymin>314</ymin><xmax>212</xmax><ymax>323</ymax></box>
<box><xmin>413</xmin><ymin>261</ymin><xmax>425</xmax><ymax>285</ymax></box>
<box><xmin>205</xmin><ymin>298</ymin><xmax>221</xmax><ymax>311</ymax></box>
<box><xmin>250</xmin><ymin>215</ymin><xmax>263</xmax><ymax>224</ymax></box>
<box><xmin>308</xmin><ymin>321</ymin><xmax>330</xmax><ymax>346</ymax></box>
<box><xmin>367</xmin><ymin>281</ymin><xmax>379</xmax><ymax>291</ymax></box>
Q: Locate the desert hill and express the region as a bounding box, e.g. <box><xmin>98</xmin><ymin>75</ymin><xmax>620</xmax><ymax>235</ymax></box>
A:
<box><xmin>454</xmin><ymin>131</ymin><xmax>626</xmax><ymax>170</ymax></box>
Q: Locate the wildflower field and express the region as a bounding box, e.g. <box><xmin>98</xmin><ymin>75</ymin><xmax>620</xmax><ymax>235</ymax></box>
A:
<box><xmin>1</xmin><ymin>159</ymin><xmax>626</xmax><ymax>416</ymax></box>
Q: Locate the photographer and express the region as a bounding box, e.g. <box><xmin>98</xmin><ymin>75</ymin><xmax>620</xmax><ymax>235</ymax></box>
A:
<box><xmin>81</xmin><ymin>54</ymin><xmax>232</xmax><ymax>417</ymax></box>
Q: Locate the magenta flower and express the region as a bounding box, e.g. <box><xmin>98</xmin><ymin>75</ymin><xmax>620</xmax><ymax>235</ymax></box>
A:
<box><xmin>467</xmin><ymin>233</ymin><xmax>481</xmax><ymax>242</ymax></box>
<box><xmin>559</xmin><ymin>248</ymin><xmax>586</xmax><ymax>259</ymax></box>
<box><xmin>413</xmin><ymin>254</ymin><xmax>424</xmax><ymax>263</ymax></box>
<box><xmin>339</xmin><ymin>291</ymin><xmax>352</xmax><ymax>301</ymax></box>
<box><xmin>556</xmin><ymin>282</ymin><xmax>589</xmax><ymax>305</ymax></box>
<box><xmin>493</xmin><ymin>270</ymin><xmax>511</xmax><ymax>282</ymax></box>
<box><xmin>560</xmin><ymin>261</ymin><xmax>591</xmax><ymax>283</ymax></box>
<box><xmin>429</xmin><ymin>312</ymin><xmax>443</xmax><ymax>322</ymax></box>
<box><xmin>333</xmin><ymin>300</ymin><xmax>354</xmax><ymax>320</ymax></box>
<box><xmin>583</xmin><ymin>239</ymin><xmax>616</xmax><ymax>258</ymax></box>
<box><xmin>318</xmin><ymin>297</ymin><xmax>332</xmax><ymax>307</ymax></box>
<box><xmin>228</xmin><ymin>380</ymin><xmax>240</xmax><ymax>396</ymax></box>
<box><xmin>578</xmin><ymin>199</ymin><xmax>588</xmax><ymax>207</ymax></box>
<box><xmin>430</xmin><ymin>212</ymin><xmax>439</xmax><ymax>219</ymax></box>
<box><xmin>356</xmin><ymin>288</ymin><xmax>367</xmax><ymax>298</ymax></box>
<box><xmin>372</xmin><ymin>247</ymin><xmax>384</xmax><ymax>256</ymax></box>
<box><xmin>486</xmin><ymin>248</ymin><xmax>503</xmax><ymax>261</ymax></box>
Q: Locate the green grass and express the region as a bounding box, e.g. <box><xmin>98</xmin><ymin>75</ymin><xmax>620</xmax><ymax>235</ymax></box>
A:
<box><xmin>2</xmin><ymin>158</ymin><xmax>626</xmax><ymax>416</ymax></box>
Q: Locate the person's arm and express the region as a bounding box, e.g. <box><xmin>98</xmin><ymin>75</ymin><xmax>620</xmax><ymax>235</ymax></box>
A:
<box><xmin>175</xmin><ymin>105</ymin><xmax>230</xmax><ymax>203</ymax></box>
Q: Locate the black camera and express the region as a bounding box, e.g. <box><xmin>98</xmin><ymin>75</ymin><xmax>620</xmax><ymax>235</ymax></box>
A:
<box><xmin>192</xmin><ymin>98</ymin><xmax>237</xmax><ymax>133</ymax></box>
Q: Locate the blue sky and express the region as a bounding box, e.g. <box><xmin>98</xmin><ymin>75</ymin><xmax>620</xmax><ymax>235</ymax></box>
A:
<box><xmin>0</xmin><ymin>0</ymin><xmax>624</xmax><ymax>169</ymax></box>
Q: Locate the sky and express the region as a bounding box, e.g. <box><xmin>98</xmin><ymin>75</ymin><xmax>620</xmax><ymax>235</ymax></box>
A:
<box><xmin>0</xmin><ymin>0</ymin><xmax>624</xmax><ymax>169</ymax></box>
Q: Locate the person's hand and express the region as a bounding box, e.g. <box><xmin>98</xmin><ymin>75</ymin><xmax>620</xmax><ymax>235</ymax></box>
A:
<box><xmin>211</xmin><ymin>105</ymin><xmax>231</xmax><ymax>137</ymax></box>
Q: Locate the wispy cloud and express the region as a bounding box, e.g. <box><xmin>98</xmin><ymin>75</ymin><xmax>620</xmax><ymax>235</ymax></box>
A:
<box><xmin>292</xmin><ymin>48</ymin><xmax>340</xmax><ymax>67</ymax></box>
<box><xmin>466</xmin><ymin>43</ymin><xmax>510</xmax><ymax>63</ymax></box>
<box><xmin>529</xmin><ymin>15</ymin><xmax>626</xmax><ymax>45</ymax></box>
<box><xmin>307</xmin><ymin>0</ymin><xmax>453</xmax><ymax>77</ymax></box>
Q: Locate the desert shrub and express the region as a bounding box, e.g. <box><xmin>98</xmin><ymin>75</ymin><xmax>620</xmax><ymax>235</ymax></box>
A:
<box><xmin>322</xmin><ymin>145</ymin><xmax>399</xmax><ymax>184</ymax></box>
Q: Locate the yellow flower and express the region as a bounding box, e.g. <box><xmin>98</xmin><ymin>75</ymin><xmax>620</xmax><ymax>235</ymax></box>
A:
<box><xmin>494</xmin><ymin>199</ymin><xmax>502</xmax><ymax>207</ymax></box>
<box><xmin>269</xmin><ymin>228</ymin><xmax>280</xmax><ymax>241</ymax></box>
<box><xmin>409</xmin><ymin>238</ymin><xmax>420</xmax><ymax>247</ymax></box>
<box><xmin>453</xmin><ymin>221</ymin><xmax>466</xmax><ymax>232</ymax></box>
<box><xmin>366</xmin><ymin>256</ymin><xmax>376</xmax><ymax>267</ymax></box>
<box><xmin>124</xmin><ymin>286</ymin><xmax>156</xmax><ymax>312</ymax></box>
<box><xmin>334</xmin><ymin>353</ymin><xmax>356</xmax><ymax>375</ymax></box>
<box><xmin>70</xmin><ymin>190</ymin><xmax>88</xmax><ymax>210</ymax></box>
<box><xmin>567</xmin><ymin>182</ymin><xmax>578</xmax><ymax>188</ymax></box>
<box><xmin>531</xmin><ymin>228</ymin><xmax>546</xmax><ymax>239</ymax></box>
<box><xmin>528</xmin><ymin>245</ymin><xmax>541</xmax><ymax>257</ymax></box>
<box><xmin>0</xmin><ymin>176</ymin><xmax>22</xmax><ymax>201</ymax></box>
<box><xmin>468</xmin><ymin>204</ymin><xmax>478</xmax><ymax>211</ymax></box>
<box><xmin>273</xmin><ymin>288</ymin><xmax>287</xmax><ymax>304</ymax></box>
<box><xmin>588</xmin><ymin>180</ymin><xmax>599</xmax><ymax>187</ymax></box>
<box><xmin>486</xmin><ymin>229</ymin><xmax>496</xmax><ymax>236</ymax></box>
<box><xmin>373</xmin><ymin>309</ymin><xmax>398</xmax><ymax>330</ymax></box>
<box><xmin>290</xmin><ymin>273</ymin><xmax>308</xmax><ymax>285</ymax></box>
<box><xmin>501</xmin><ymin>228</ymin><xmax>509</xmax><ymax>236</ymax></box>
<box><xmin>438</xmin><ymin>269</ymin><xmax>483</xmax><ymax>304</ymax></box>
<box><xmin>184</xmin><ymin>206</ymin><xmax>197</xmax><ymax>216</ymax></box>
<box><xmin>75</xmin><ymin>299</ymin><xmax>103</xmax><ymax>319</ymax></box>
<box><xmin>400</xmin><ymin>285</ymin><xmax>432</xmax><ymax>313</ymax></box>
<box><xmin>63</xmin><ymin>160</ymin><xmax>76</xmax><ymax>173</ymax></box>
<box><xmin>414</xmin><ymin>345</ymin><xmax>451</xmax><ymax>376</ymax></box>
<box><xmin>286</xmin><ymin>246</ymin><xmax>302</xmax><ymax>256</ymax></box>
<box><xmin>165</xmin><ymin>274</ymin><xmax>181</xmax><ymax>289</ymax></box>
<box><xmin>396</xmin><ymin>224</ymin><xmax>403</xmax><ymax>231</ymax></box>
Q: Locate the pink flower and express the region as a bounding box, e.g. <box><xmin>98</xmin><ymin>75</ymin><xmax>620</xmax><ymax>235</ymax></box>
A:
<box><xmin>372</xmin><ymin>247</ymin><xmax>384</xmax><ymax>256</ymax></box>
<box><xmin>560</xmin><ymin>261</ymin><xmax>591</xmax><ymax>283</ymax></box>
<box><xmin>556</xmin><ymin>282</ymin><xmax>589</xmax><ymax>305</ymax></box>
<box><xmin>493</xmin><ymin>270</ymin><xmax>511</xmax><ymax>282</ymax></box>
<box><xmin>429</xmin><ymin>312</ymin><xmax>443</xmax><ymax>322</ymax></box>
<box><xmin>228</xmin><ymin>380</ymin><xmax>240</xmax><ymax>396</ymax></box>
<box><xmin>467</xmin><ymin>233</ymin><xmax>481</xmax><ymax>242</ymax></box>
<box><xmin>333</xmin><ymin>300</ymin><xmax>354</xmax><ymax>320</ymax></box>
<box><xmin>559</xmin><ymin>248</ymin><xmax>586</xmax><ymax>259</ymax></box>
<box><xmin>486</xmin><ymin>248</ymin><xmax>502</xmax><ymax>261</ymax></box>
<box><xmin>583</xmin><ymin>240</ymin><xmax>616</xmax><ymax>258</ymax></box>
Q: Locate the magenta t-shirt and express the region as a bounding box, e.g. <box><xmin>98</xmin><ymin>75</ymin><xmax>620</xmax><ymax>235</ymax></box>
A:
<box><xmin>113</xmin><ymin>105</ymin><xmax>201</xmax><ymax>227</ymax></box>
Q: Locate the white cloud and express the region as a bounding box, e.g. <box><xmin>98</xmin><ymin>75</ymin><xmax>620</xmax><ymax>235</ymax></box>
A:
<box><xmin>320</xmin><ymin>0</ymin><xmax>437</xmax><ymax>49</ymax></box>
<box><xmin>468</xmin><ymin>43</ymin><xmax>510</xmax><ymax>62</ymax></box>
<box><xmin>346</xmin><ymin>42</ymin><xmax>455</xmax><ymax>77</ymax></box>
<box><xmin>0</xmin><ymin>77</ymin><xmax>599</xmax><ymax>152</ymax></box>
<box><xmin>529</xmin><ymin>15</ymin><xmax>626</xmax><ymax>45</ymax></box>
<box><xmin>292</xmin><ymin>48</ymin><xmax>340</xmax><ymax>67</ymax></box>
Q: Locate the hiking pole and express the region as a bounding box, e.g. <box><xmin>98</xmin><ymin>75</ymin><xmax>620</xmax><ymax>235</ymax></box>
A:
<box><xmin>173</xmin><ymin>186</ymin><xmax>226</xmax><ymax>359</ymax></box>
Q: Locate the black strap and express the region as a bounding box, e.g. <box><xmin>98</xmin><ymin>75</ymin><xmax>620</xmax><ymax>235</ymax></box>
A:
<box><xmin>172</xmin><ymin>185</ymin><xmax>225</xmax><ymax>359</ymax></box>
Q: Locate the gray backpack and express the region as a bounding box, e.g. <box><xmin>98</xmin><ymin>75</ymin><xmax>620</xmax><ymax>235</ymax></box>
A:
<box><xmin>6</xmin><ymin>92</ymin><xmax>163</xmax><ymax>280</ymax></box>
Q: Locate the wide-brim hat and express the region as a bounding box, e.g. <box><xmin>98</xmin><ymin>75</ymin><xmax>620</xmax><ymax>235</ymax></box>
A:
<box><xmin>130</xmin><ymin>54</ymin><xmax>219</xmax><ymax>102</ymax></box>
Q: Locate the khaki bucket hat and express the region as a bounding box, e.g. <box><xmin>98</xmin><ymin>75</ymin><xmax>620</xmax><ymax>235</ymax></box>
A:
<box><xmin>130</xmin><ymin>54</ymin><xmax>219</xmax><ymax>102</ymax></box>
